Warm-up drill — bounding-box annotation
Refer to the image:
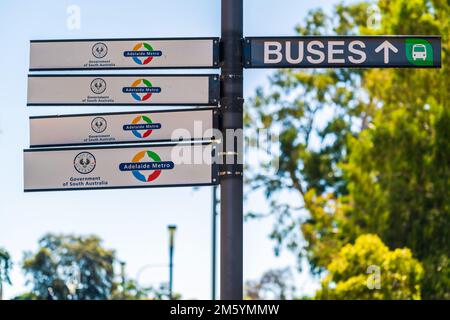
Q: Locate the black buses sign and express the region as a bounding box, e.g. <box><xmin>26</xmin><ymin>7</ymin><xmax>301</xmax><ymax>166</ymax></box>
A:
<box><xmin>244</xmin><ymin>36</ymin><xmax>442</xmax><ymax>68</ymax></box>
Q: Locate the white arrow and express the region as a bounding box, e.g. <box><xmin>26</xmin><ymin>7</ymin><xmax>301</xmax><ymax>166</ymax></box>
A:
<box><xmin>375</xmin><ymin>40</ymin><xmax>399</xmax><ymax>64</ymax></box>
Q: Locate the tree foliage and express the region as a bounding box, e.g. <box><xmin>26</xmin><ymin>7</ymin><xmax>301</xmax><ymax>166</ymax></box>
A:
<box><xmin>19</xmin><ymin>234</ymin><xmax>175</xmax><ymax>300</ymax></box>
<box><xmin>22</xmin><ymin>234</ymin><xmax>116</xmax><ymax>300</ymax></box>
<box><xmin>245</xmin><ymin>268</ymin><xmax>296</xmax><ymax>300</ymax></box>
<box><xmin>316</xmin><ymin>234</ymin><xmax>423</xmax><ymax>300</ymax></box>
<box><xmin>0</xmin><ymin>247</ymin><xmax>12</xmax><ymax>299</ymax></box>
<box><xmin>111</xmin><ymin>279</ymin><xmax>152</xmax><ymax>300</ymax></box>
<box><xmin>0</xmin><ymin>247</ymin><xmax>12</xmax><ymax>285</ymax></box>
<box><xmin>147</xmin><ymin>283</ymin><xmax>181</xmax><ymax>300</ymax></box>
<box><xmin>247</xmin><ymin>0</ymin><xmax>449</xmax><ymax>299</ymax></box>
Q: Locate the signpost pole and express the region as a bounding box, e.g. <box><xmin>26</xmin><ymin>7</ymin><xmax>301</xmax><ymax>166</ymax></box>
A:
<box><xmin>220</xmin><ymin>0</ymin><xmax>243</xmax><ymax>300</ymax></box>
<box><xmin>212</xmin><ymin>185</ymin><xmax>218</xmax><ymax>300</ymax></box>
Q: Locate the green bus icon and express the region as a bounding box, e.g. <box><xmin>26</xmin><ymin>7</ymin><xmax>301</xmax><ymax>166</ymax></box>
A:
<box><xmin>406</xmin><ymin>39</ymin><xmax>434</xmax><ymax>66</ymax></box>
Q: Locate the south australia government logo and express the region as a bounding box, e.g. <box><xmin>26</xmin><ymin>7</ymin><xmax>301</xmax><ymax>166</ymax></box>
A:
<box><xmin>123</xmin><ymin>42</ymin><xmax>162</xmax><ymax>65</ymax></box>
<box><xmin>123</xmin><ymin>115</ymin><xmax>161</xmax><ymax>138</ymax></box>
<box><xmin>119</xmin><ymin>150</ymin><xmax>174</xmax><ymax>183</ymax></box>
<box><xmin>91</xmin><ymin>117</ymin><xmax>107</xmax><ymax>133</ymax></box>
<box><xmin>90</xmin><ymin>78</ymin><xmax>107</xmax><ymax>94</ymax></box>
<box><xmin>122</xmin><ymin>79</ymin><xmax>161</xmax><ymax>102</ymax></box>
<box><xmin>92</xmin><ymin>42</ymin><xmax>108</xmax><ymax>59</ymax></box>
<box><xmin>74</xmin><ymin>152</ymin><xmax>96</xmax><ymax>174</ymax></box>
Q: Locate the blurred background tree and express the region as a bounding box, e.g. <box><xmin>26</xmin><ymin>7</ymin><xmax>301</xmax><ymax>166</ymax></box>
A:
<box><xmin>245</xmin><ymin>267</ymin><xmax>296</xmax><ymax>300</ymax></box>
<box><xmin>15</xmin><ymin>233</ymin><xmax>176</xmax><ymax>300</ymax></box>
<box><xmin>247</xmin><ymin>0</ymin><xmax>449</xmax><ymax>299</ymax></box>
<box><xmin>111</xmin><ymin>279</ymin><xmax>151</xmax><ymax>300</ymax></box>
<box><xmin>316</xmin><ymin>234</ymin><xmax>423</xmax><ymax>299</ymax></box>
<box><xmin>111</xmin><ymin>280</ymin><xmax>182</xmax><ymax>300</ymax></box>
<box><xmin>22</xmin><ymin>234</ymin><xmax>116</xmax><ymax>300</ymax></box>
<box><xmin>147</xmin><ymin>283</ymin><xmax>181</xmax><ymax>300</ymax></box>
<box><xmin>0</xmin><ymin>247</ymin><xmax>12</xmax><ymax>300</ymax></box>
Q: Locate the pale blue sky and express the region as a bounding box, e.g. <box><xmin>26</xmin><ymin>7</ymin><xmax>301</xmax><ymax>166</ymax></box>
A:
<box><xmin>0</xmin><ymin>0</ymin><xmax>344</xmax><ymax>299</ymax></box>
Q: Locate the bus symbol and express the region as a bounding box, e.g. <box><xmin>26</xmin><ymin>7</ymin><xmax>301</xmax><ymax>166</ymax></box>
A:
<box><xmin>412</xmin><ymin>44</ymin><xmax>427</xmax><ymax>61</ymax></box>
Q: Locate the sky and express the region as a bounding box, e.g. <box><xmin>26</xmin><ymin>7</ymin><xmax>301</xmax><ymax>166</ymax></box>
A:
<box><xmin>0</xmin><ymin>0</ymin><xmax>344</xmax><ymax>299</ymax></box>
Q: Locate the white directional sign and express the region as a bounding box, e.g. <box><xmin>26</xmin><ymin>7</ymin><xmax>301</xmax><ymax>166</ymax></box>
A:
<box><xmin>24</xmin><ymin>143</ymin><xmax>217</xmax><ymax>192</ymax></box>
<box><xmin>29</xmin><ymin>38</ymin><xmax>220</xmax><ymax>70</ymax></box>
<box><xmin>244</xmin><ymin>36</ymin><xmax>442</xmax><ymax>68</ymax></box>
<box><xmin>30</xmin><ymin>108</ymin><xmax>217</xmax><ymax>147</ymax></box>
<box><xmin>27</xmin><ymin>74</ymin><xmax>219</xmax><ymax>106</ymax></box>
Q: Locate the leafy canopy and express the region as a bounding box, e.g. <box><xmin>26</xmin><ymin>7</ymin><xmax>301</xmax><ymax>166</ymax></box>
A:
<box><xmin>22</xmin><ymin>234</ymin><xmax>116</xmax><ymax>300</ymax></box>
<box><xmin>316</xmin><ymin>234</ymin><xmax>423</xmax><ymax>300</ymax></box>
<box><xmin>0</xmin><ymin>247</ymin><xmax>12</xmax><ymax>289</ymax></box>
<box><xmin>245</xmin><ymin>268</ymin><xmax>296</xmax><ymax>300</ymax></box>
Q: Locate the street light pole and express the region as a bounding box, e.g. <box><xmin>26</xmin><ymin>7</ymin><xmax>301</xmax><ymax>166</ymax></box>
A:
<box><xmin>168</xmin><ymin>225</ymin><xmax>177</xmax><ymax>300</ymax></box>
<box><xmin>220</xmin><ymin>0</ymin><xmax>244</xmax><ymax>300</ymax></box>
<box><xmin>120</xmin><ymin>261</ymin><xmax>126</xmax><ymax>299</ymax></box>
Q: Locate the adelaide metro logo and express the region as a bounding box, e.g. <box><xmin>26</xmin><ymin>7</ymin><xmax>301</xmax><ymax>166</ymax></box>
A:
<box><xmin>123</xmin><ymin>115</ymin><xmax>162</xmax><ymax>138</ymax></box>
<box><xmin>119</xmin><ymin>150</ymin><xmax>174</xmax><ymax>183</ymax></box>
<box><xmin>122</xmin><ymin>79</ymin><xmax>161</xmax><ymax>102</ymax></box>
<box><xmin>123</xmin><ymin>42</ymin><xmax>162</xmax><ymax>65</ymax></box>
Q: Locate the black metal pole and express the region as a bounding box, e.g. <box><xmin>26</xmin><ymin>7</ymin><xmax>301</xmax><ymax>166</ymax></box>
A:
<box><xmin>212</xmin><ymin>185</ymin><xmax>218</xmax><ymax>300</ymax></box>
<box><xmin>220</xmin><ymin>0</ymin><xmax>244</xmax><ymax>300</ymax></box>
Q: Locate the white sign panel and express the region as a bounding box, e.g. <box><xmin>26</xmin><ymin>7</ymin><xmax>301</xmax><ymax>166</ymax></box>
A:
<box><xmin>24</xmin><ymin>144</ymin><xmax>217</xmax><ymax>192</ymax></box>
<box><xmin>30</xmin><ymin>108</ymin><xmax>217</xmax><ymax>147</ymax></box>
<box><xmin>27</xmin><ymin>74</ymin><xmax>219</xmax><ymax>106</ymax></box>
<box><xmin>30</xmin><ymin>38</ymin><xmax>220</xmax><ymax>70</ymax></box>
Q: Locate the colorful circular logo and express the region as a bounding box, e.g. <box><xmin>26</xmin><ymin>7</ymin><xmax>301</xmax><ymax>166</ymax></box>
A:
<box><xmin>130</xmin><ymin>79</ymin><xmax>153</xmax><ymax>101</ymax></box>
<box><xmin>91</xmin><ymin>117</ymin><xmax>107</xmax><ymax>133</ymax></box>
<box><xmin>132</xmin><ymin>42</ymin><xmax>155</xmax><ymax>65</ymax></box>
<box><xmin>131</xmin><ymin>115</ymin><xmax>153</xmax><ymax>138</ymax></box>
<box><xmin>131</xmin><ymin>150</ymin><xmax>162</xmax><ymax>182</ymax></box>
<box><xmin>74</xmin><ymin>152</ymin><xmax>96</xmax><ymax>174</ymax></box>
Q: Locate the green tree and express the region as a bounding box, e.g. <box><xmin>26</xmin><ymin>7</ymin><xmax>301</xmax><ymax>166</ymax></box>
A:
<box><xmin>0</xmin><ymin>247</ymin><xmax>12</xmax><ymax>300</ymax></box>
<box><xmin>22</xmin><ymin>234</ymin><xmax>116</xmax><ymax>300</ymax></box>
<box><xmin>316</xmin><ymin>234</ymin><xmax>423</xmax><ymax>300</ymax></box>
<box><xmin>248</xmin><ymin>0</ymin><xmax>449</xmax><ymax>298</ymax></box>
<box><xmin>245</xmin><ymin>268</ymin><xmax>296</xmax><ymax>300</ymax></box>
<box><xmin>146</xmin><ymin>283</ymin><xmax>181</xmax><ymax>300</ymax></box>
<box><xmin>12</xmin><ymin>292</ymin><xmax>39</xmax><ymax>300</ymax></box>
<box><xmin>111</xmin><ymin>279</ymin><xmax>152</xmax><ymax>300</ymax></box>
